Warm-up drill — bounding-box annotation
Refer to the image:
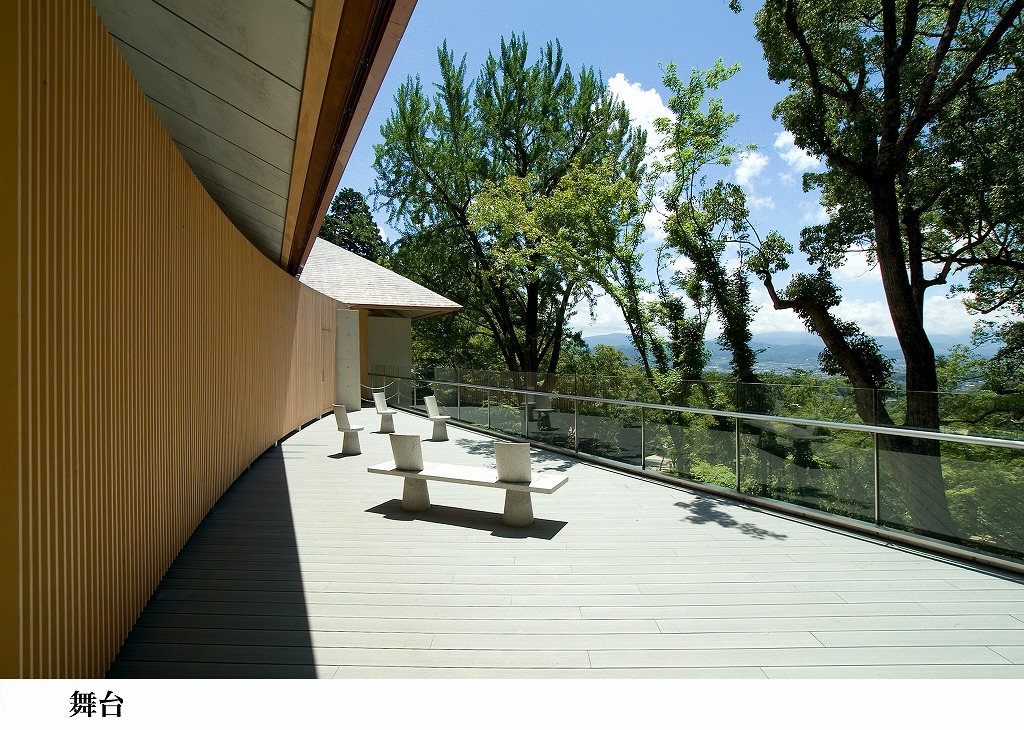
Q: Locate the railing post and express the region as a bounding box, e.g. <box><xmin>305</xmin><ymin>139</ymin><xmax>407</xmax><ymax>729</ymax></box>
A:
<box><xmin>735</xmin><ymin>416</ymin><xmax>742</xmax><ymax>493</ymax></box>
<box><xmin>574</xmin><ymin>399</ymin><xmax>579</xmax><ymax>453</ymax></box>
<box><xmin>873</xmin><ymin>430</ymin><xmax>881</xmax><ymax>525</ymax></box>
<box><xmin>457</xmin><ymin>383</ymin><xmax>462</xmax><ymax>422</ymax></box>
<box><xmin>640</xmin><ymin>407</ymin><xmax>646</xmax><ymax>470</ymax></box>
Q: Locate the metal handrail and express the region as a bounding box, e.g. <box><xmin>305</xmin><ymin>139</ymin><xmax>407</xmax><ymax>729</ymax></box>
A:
<box><xmin>423</xmin><ymin>378</ymin><xmax>1024</xmax><ymax>450</ymax></box>
<box><xmin>391</xmin><ymin>370</ymin><xmax>1024</xmax><ymax>574</ymax></box>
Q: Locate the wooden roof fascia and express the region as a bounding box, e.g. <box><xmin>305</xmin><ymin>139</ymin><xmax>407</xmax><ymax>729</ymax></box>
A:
<box><xmin>280</xmin><ymin>0</ymin><xmax>346</xmax><ymax>268</ymax></box>
<box><xmin>283</xmin><ymin>0</ymin><xmax>415</xmax><ymax>275</ymax></box>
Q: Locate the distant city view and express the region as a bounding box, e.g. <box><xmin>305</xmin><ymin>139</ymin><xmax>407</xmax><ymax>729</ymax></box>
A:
<box><xmin>585</xmin><ymin>331</ymin><xmax>998</xmax><ymax>382</ymax></box>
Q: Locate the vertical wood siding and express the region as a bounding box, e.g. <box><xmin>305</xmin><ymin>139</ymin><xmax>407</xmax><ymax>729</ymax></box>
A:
<box><xmin>0</xmin><ymin>0</ymin><xmax>338</xmax><ymax>677</ymax></box>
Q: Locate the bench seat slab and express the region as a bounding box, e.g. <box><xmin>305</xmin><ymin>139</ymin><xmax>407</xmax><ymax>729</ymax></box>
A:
<box><xmin>368</xmin><ymin>461</ymin><xmax>567</xmax><ymax>494</ymax></box>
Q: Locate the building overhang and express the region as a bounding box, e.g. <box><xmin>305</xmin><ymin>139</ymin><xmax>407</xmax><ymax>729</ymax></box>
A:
<box><xmin>91</xmin><ymin>0</ymin><xmax>415</xmax><ymax>273</ymax></box>
<box><xmin>346</xmin><ymin>304</ymin><xmax>464</xmax><ymax>320</ymax></box>
<box><xmin>299</xmin><ymin>238</ymin><xmax>463</xmax><ymax>319</ymax></box>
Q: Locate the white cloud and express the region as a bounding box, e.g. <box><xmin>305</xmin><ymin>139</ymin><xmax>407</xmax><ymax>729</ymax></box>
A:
<box><xmin>833</xmin><ymin>251</ymin><xmax>877</xmax><ymax>284</ymax></box>
<box><xmin>748</xmin><ymin>284</ymin><xmax>806</xmax><ymax>335</ymax></box>
<box><xmin>641</xmin><ymin>204</ymin><xmax>667</xmax><ymax>248</ymax></box>
<box><xmin>748</xmin><ymin>194</ymin><xmax>776</xmax><ymax>211</ymax></box>
<box><xmin>569</xmin><ymin>294</ymin><xmax>629</xmax><ymax>337</ymax></box>
<box><xmin>800</xmin><ymin>202</ymin><xmax>829</xmax><ymax>226</ymax></box>
<box><xmin>923</xmin><ymin>292</ymin><xmax>977</xmax><ymax>337</ymax></box>
<box><xmin>607</xmin><ymin>73</ymin><xmax>674</xmax><ymax>251</ymax></box>
<box><xmin>834</xmin><ymin>298</ymin><xmax>897</xmax><ymax>337</ymax></box>
<box><xmin>774</xmin><ymin>130</ymin><xmax>822</xmax><ymax>173</ymax></box>
<box><xmin>668</xmin><ymin>256</ymin><xmax>694</xmax><ymax>275</ymax></box>
<box><xmin>736</xmin><ymin>150</ymin><xmax>769</xmax><ymax>186</ymax></box>
<box><xmin>607</xmin><ymin>73</ymin><xmax>672</xmax><ymax>159</ymax></box>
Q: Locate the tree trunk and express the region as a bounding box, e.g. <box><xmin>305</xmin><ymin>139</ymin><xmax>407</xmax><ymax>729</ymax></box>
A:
<box><xmin>877</xmin><ymin>431</ymin><xmax>955</xmax><ymax>538</ymax></box>
<box><xmin>871</xmin><ymin>181</ymin><xmax>959</xmax><ymax>538</ymax></box>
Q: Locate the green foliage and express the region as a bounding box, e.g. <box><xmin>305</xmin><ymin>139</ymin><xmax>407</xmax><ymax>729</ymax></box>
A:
<box><xmin>556</xmin><ymin>341</ymin><xmax>657</xmax><ymax>400</ymax></box>
<box><xmin>594</xmin><ymin>58</ymin><xmax>767</xmax><ymax>414</ymax></box>
<box><xmin>373</xmin><ymin>34</ymin><xmax>647</xmax><ymax>374</ymax></box>
<box><xmin>753</xmin><ymin>0</ymin><xmax>1024</xmax><ymax>407</ymax></box>
<box><xmin>976</xmin><ymin>321</ymin><xmax>1024</xmax><ymax>392</ymax></box>
<box><xmin>751</xmin><ymin>0</ymin><xmax>1024</xmax><ymax>538</ymax></box>
<box><xmin>654</xmin><ymin>61</ymin><xmax>762</xmax><ymax>383</ymax></box>
<box><xmin>318</xmin><ymin>188</ymin><xmax>386</xmax><ymax>261</ymax></box>
<box><xmin>559</xmin><ymin>342</ymin><xmax>630</xmax><ymax>376</ymax></box>
<box><xmin>410</xmin><ymin>312</ymin><xmax>505</xmax><ymax>370</ymax></box>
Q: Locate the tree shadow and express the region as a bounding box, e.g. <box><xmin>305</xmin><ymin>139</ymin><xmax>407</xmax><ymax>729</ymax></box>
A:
<box><xmin>366</xmin><ymin>499</ymin><xmax>567</xmax><ymax>540</ymax></box>
<box><xmin>675</xmin><ymin>497</ymin><xmax>788</xmax><ymax>541</ymax></box>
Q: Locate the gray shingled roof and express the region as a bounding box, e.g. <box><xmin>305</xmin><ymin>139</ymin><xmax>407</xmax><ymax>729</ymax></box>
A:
<box><xmin>298</xmin><ymin>238</ymin><xmax>461</xmax><ymax>319</ymax></box>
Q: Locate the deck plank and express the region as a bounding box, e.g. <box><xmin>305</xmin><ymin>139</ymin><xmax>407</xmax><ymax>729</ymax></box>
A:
<box><xmin>107</xmin><ymin>407</ymin><xmax>1024</xmax><ymax>678</ymax></box>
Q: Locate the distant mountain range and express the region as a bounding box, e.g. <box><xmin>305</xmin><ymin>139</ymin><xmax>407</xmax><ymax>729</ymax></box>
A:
<box><xmin>583</xmin><ymin>331</ymin><xmax>993</xmax><ymax>375</ymax></box>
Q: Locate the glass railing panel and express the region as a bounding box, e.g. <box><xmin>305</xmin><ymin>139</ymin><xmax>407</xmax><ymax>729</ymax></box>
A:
<box><xmin>574</xmin><ymin>402</ymin><xmax>642</xmax><ymax>465</ymax></box>
<box><xmin>574</xmin><ymin>374</ymin><xmax>621</xmax><ymax>399</ymax></box>
<box><xmin>687</xmin><ymin>377</ymin><xmax>736</xmax><ymax>411</ymax></box>
<box><xmin>453</xmin><ymin>384</ymin><xmax>489</xmax><ymax>429</ymax></box>
<box><xmin>396</xmin><ymin>374</ymin><xmax>416</xmax><ymax>408</ymax></box>
<box><xmin>539</xmin><ymin>373</ymin><xmax>573</xmax><ymax>395</ymax></box>
<box><xmin>739</xmin><ymin>418</ymin><xmax>874</xmax><ymax>522</ymax></box>
<box><xmin>458</xmin><ymin>368</ymin><xmax>495</xmax><ymax>387</ymax></box>
<box><xmin>936</xmin><ymin>389</ymin><xmax>1024</xmax><ymax>441</ymax></box>
<box><xmin>643</xmin><ymin>411</ymin><xmax>735</xmax><ymax>488</ymax></box>
<box><xmin>879</xmin><ymin>437</ymin><xmax>1024</xmax><ymax>559</ymax></box>
<box><xmin>736</xmin><ymin>380</ymin><xmax>866</xmax><ymax>423</ymax></box>
<box><xmin>429</xmin><ymin>382</ymin><xmax>459</xmax><ymax>418</ymax></box>
<box><xmin>526</xmin><ymin>396</ymin><xmax>575</xmax><ymax>451</ymax></box>
<box><xmin>434</xmin><ymin>367</ymin><xmax>459</xmax><ymax>385</ymax></box>
<box><xmin>485</xmin><ymin>389</ymin><xmax>523</xmax><ymax>438</ymax></box>
<box><xmin>941</xmin><ymin>442</ymin><xmax>1024</xmax><ymax>560</ymax></box>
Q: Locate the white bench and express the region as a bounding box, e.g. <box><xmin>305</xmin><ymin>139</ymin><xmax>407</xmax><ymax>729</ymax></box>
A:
<box><xmin>372</xmin><ymin>390</ymin><xmax>397</xmax><ymax>433</ymax></box>
<box><xmin>423</xmin><ymin>394</ymin><xmax>450</xmax><ymax>441</ymax></box>
<box><xmin>367</xmin><ymin>435</ymin><xmax>567</xmax><ymax>527</ymax></box>
<box><xmin>332</xmin><ymin>404</ymin><xmax>364</xmax><ymax>455</ymax></box>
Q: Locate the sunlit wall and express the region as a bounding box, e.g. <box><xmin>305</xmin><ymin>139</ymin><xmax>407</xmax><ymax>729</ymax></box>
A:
<box><xmin>0</xmin><ymin>0</ymin><xmax>337</xmax><ymax>677</ymax></box>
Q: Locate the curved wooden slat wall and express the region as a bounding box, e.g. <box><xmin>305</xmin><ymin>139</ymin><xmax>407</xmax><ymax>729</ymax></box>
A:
<box><xmin>0</xmin><ymin>1</ymin><xmax>338</xmax><ymax>677</ymax></box>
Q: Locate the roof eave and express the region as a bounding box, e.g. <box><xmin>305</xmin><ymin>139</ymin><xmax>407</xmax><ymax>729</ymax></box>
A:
<box><xmin>281</xmin><ymin>0</ymin><xmax>416</xmax><ymax>275</ymax></box>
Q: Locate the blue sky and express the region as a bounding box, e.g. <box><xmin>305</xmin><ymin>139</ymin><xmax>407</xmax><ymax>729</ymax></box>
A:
<box><xmin>338</xmin><ymin>0</ymin><xmax>977</xmax><ymax>342</ymax></box>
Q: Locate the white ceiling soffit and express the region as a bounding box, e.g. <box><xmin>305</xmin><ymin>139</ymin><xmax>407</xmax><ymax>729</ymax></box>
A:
<box><xmin>91</xmin><ymin>0</ymin><xmax>314</xmax><ymax>262</ymax></box>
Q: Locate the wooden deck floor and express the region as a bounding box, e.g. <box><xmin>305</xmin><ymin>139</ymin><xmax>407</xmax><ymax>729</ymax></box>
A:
<box><xmin>107</xmin><ymin>407</ymin><xmax>1024</xmax><ymax>678</ymax></box>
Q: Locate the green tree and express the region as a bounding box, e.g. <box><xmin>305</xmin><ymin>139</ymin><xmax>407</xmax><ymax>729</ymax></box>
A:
<box><xmin>748</xmin><ymin>0</ymin><xmax>1024</xmax><ymax>538</ymax></box>
<box><xmin>578</xmin><ymin>61</ymin><xmax>767</xmax><ymax>480</ymax></box>
<box><xmin>318</xmin><ymin>187</ymin><xmax>386</xmax><ymax>261</ymax></box>
<box><xmin>373</xmin><ymin>35</ymin><xmax>647</xmax><ymax>375</ymax></box>
<box><xmin>929</xmin><ymin>53</ymin><xmax>1024</xmax><ymax>390</ymax></box>
<box><xmin>653</xmin><ymin>61</ymin><xmax>764</xmax><ymax>392</ymax></box>
<box><xmin>409</xmin><ymin>311</ymin><xmax>506</xmax><ymax>371</ymax></box>
<box><xmin>598</xmin><ymin>62</ymin><xmax>764</xmax><ymax>408</ymax></box>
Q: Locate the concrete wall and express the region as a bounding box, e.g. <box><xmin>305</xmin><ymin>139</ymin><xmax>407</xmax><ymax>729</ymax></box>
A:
<box><xmin>336</xmin><ymin>308</ymin><xmax>361</xmax><ymax>410</ymax></box>
<box><xmin>1</xmin><ymin>0</ymin><xmax>338</xmax><ymax>677</ymax></box>
<box><xmin>367</xmin><ymin>317</ymin><xmax>413</xmax><ymax>377</ymax></box>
